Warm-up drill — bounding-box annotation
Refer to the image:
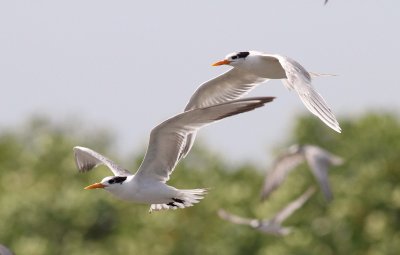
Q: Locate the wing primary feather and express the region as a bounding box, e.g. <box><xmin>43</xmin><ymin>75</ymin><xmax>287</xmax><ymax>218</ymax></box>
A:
<box><xmin>135</xmin><ymin>97</ymin><xmax>275</xmax><ymax>183</ymax></box>
<box><xmin>214</xmin><ymin>97</ymin><xmax>274</xmax><ymax>120</ymax></box>
<box><xmin>73</xmin><ymin>146</ymin><xmax>132</xmax><ymax>176</ymax></box>
<box><xmin>272</xmin><ymin>187</ymin><xmax>315</xmax><ymax>223</ymax></box>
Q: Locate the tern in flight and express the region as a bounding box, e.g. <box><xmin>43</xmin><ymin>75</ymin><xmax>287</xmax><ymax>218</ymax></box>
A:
<box><xmin>180</xmin><ymin>51</ymin><xmax>340</xmax><ymax>160</ymax></box>
<box><xmin>218</xmin><ymin>187</ymin><xmax>315</xmax><ymax>236</ymax></box>
<box><xmin>260</xmin><ymin>144</ymin><xmax>344</xmax><ymax>202</ymax></box>
<box><xmin>74</xmin><ymin>97</ymin><xmax>275</xmax><ymax>212</ymax></box>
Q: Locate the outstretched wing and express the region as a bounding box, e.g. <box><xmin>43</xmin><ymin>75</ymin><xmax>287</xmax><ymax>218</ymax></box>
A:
<box><xmin>179</xmin><ymin>68</ymin><xmax>269</xmax><ymax>160</ymax></box>
<box><xmin>185</xmin><ymin>68</ymin><xmax>268</xmax><ymax>111</ymax></box>
<box><xmin>305</xmin><ymin>145</ymin><xmax>341</xmax><ymax>201</ymax></box>
<box><xmin>264</xmin><ymin>54</ymin><xmax>341</xmax><ymax>133</ymax></box>
<box><xmin>135</xmin><ymin>97</ymin><xmax>275</xmax><ymax>183</ymax></box>
<box><xmin>218</xmin><ymin>209</ymin><xmax>255</xmax><ymax>226</ymax></box>
<box><xmin>272</xmin><ymin>187</ymin><xmax>315</xmax><ymax>224</ymax></box>
<box><xmin>73</xmin><ymin>146</ymin><xmax>132</xmax><ymax>176</ymax></box>
<box><xmin>260</xmin><ymin>152</ymin><xmax>305</xmax><ymax>201</ymax></box>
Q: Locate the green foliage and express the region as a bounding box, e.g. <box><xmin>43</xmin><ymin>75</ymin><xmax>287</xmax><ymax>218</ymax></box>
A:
<box><xmin>0</xmin><ymin>113</ymin><xmax>400</xmax><ymax>254</ymax></box>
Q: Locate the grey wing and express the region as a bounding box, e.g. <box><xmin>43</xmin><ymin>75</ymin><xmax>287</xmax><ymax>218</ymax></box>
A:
<box><xmin>218</xmin><ymin>209</ymin><xmax>254</xmax><ymax>226</ymax></box>
<box><xmin>185</xmin><ymin>68</ymin><xmax>268</xmax><ymax>111</ymax></box>
<box><xmin>0</xmin><ymin>244</ymin><xmax>14</xmax><ymax>255</ymax></box>
<box><xmin>135</xmin><ymin>97</ymin><xmax>274</xmax><ymax>183</ymax></box>
<box><xmin>305</xmin><ymin>146</ymin><xmax>336</xmax><ymax>201</ymax></box>
<box><xmin>73</xmin><ymin>146</ymin><xmax>132</xmax><ymax>176</ymax></box>
<box><xmin>308</xmin><ymin>145</ymin><xmax>344</xmax><ymax>166</ymax></box>
<box><xmin>179</xmin><ymin>68</ymin><xmax>269</xmax><ymax>160</ymax></box>
<box><xmin>260</xmin><ymin>152</ymin><xmax>305</xmax><ymax>201</ymax></box>
<box><xmin>270</xmin><ymin>55</ymin><xmax>341</xmax><ymax>133</ymax></box>
<box><xmin>272</xmin><ymin>187</ymin><xmax>316</xmax><ymax>224</ymax></box>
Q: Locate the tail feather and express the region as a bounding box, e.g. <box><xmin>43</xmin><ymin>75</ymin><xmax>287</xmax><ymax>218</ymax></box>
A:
<box><xmin>149</xmin><ymin>188</ymin><xmax>208</xmax><ymax>213</ymax></box>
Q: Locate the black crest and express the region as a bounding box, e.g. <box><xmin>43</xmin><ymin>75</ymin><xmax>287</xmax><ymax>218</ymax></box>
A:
<box><xmin>108</xmin><ymin>176</ymin><xmax>127</xmax><ymax>184</ymax></box>
<box><xmin>237</xmin><ymin>51</ymin><xmax>250</xmax><ymax>59</ymax></box>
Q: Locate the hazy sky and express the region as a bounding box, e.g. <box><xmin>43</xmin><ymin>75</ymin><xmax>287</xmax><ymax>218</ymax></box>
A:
<box><xmin>1</xmin><ymin>1</ymin><xmax>399</xmax><ymax>166</ymax></box>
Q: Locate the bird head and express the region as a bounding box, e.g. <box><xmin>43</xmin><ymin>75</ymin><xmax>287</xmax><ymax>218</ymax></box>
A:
<box><xmin>212</xmin><ymin>51</ymin><xmax>250</xmax><ymax>67</ymax></box>
<box><xmin>84</xmin><ymin>176</ymin><xmax>128</xmax><ymax>191</ymax></box>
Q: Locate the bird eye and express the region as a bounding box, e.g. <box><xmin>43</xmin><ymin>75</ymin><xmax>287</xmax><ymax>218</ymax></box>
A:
<box><xmin>108</xmin><ymin>179</ymin><xmax>115</xmax><ymax>184</ymax></box>
<box><xmin>231</xmin><ymin>56</ymin><xmax>237</xmax><ymax>60</ymax></box>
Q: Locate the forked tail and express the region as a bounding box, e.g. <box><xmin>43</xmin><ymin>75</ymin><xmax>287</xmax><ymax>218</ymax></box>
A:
<box><xmin>149</xmin><ymin>188</ymin><xmax>208</xmax><ymax>213</ymax></box>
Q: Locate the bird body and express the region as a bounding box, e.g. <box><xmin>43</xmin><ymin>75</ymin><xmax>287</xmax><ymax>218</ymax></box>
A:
<box><xmin>74</xmin><ymin>97</ymin><xmax>275</xmax><ymax>212</ymax></box>
<box><xmin>95</xmin><ymin>175</ymin><xmax>177</xmax><ymax>204</ymax></box>
<box><xmin>236</xmin><ymin>52</ymin><xmax>287</xmax><ymax>79</ymax></box>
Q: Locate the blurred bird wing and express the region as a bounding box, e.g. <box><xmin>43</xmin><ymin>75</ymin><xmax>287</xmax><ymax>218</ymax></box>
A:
<box><xmin>305</xmin><ymin>146</ymin><xmax>335</xmax><ymax>201</ymax></box>
<box><xmin>135</xmin><ymin>98</ymin><xmax>274</xmax><ymax>183</ymax></box>
<box><xmin>218</xmin><ymin>209</ymin><xmax>254</xmax><ymax>226</ymax></box>
<box><xmin>263</xmin><ymin>54</ymin><xmax>341</xmax><ymax>133</ymax></box>
<box><xmin>0</xmin><ymin>244</ymin><xmax>15</xmax><ymax>255</ymax></box>
<box><xmin>272</xmin><ymin>187</ymin><xmax>316</xmax><ymax>224</ymax></box>
<box><xmin>73</xmin><ymin>146</ymin><xmax>132</xmax><ymax>176</ymax></box>
<box><xmin>307</xmin><ymin>145</ymin><xmax>344</xmax><ymax>165</ymax></box>
<box><xmin>260</xmin><ymin>152</ymin><xmax>305</xmax><ymax>201</ymax></box>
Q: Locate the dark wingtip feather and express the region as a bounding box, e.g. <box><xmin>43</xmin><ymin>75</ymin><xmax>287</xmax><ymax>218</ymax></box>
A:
<box><xmin>215</xmin><ymin>97</ymin><xmax>276</xmax><ymax>120</ymax></box>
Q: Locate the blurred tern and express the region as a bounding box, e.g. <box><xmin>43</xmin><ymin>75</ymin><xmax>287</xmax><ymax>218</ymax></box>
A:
<box><xmin>261</xmin><ymin>144</ymin><xmax>344</xmax><ymax>202</ymax></box>
<box><xmin>180</xmin><ymin>51</ymin><xmax>340</xmax><ymax>159</ymax></box>
<box><xmin>73</xmin><ymin>97</ymin><xmax>275</xmax><ymax>212</ymax></box>
<box><xmin>218</xmin><ymin>187</ymin><xmax>315</xmax><ymax>236</ymax></box>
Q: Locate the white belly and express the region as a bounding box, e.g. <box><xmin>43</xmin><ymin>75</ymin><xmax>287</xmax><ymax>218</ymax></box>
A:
<box><xmin>106</xmin><ymin>179</ymin><xmax>178</xmax><ymax>204</ymax></box>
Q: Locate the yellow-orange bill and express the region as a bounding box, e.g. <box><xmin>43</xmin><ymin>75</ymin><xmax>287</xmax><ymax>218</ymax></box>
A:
<box><xmin>84</xmin><ymin>183</ymin><xmax>105</xmax><ymax>190</ymax></box>
<box><xmin>212</xmin><ymin>59</ymin><xmax>230</xmax><ymax>66</ymax></box>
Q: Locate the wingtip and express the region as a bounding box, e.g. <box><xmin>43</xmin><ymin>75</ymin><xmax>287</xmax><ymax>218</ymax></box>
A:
<box><xmin>251</xmin><ymin>96</ymin><xmax>277</xmax><ymax>107</ymax></box>
<box><xmin>323</xmin><ymin>192</ymin><xmax>334</xmax><ymax>202</ymax></box>
<box><xmin>260</xmin><ymin>96</ymin><xmax>276</xmax><ymax>103</ymax></box>
<box><xmin>325</xmin><ymin>121</ymin><xmax>341</xmax><ymax>133</ymax></box>
<box><xmin>259</xmin><ymin>192</ymin><xmax>270</xmax><ymax>202</ymax></box>
<box><xmin>73</xmin><ymin>146</ymin><xmax>85</xmax><ymax>151</ymax></box>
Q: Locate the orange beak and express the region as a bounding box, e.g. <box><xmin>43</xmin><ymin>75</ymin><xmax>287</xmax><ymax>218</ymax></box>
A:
<box><xmin>84</xmin><ymin>182</ymin><xmax>106</xmax><ymax>190</ymax></box>
<box><xmin>212</xmin><ymin>59</ymin><xmax>230</xmax><ymax>66</ymax></box>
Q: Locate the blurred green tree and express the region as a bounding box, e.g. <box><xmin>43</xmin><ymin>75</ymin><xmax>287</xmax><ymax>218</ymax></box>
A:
<box><xmin>0</xmin><ymin>112</ymin><xmax>399</xmax><ymax>255</ymax></box>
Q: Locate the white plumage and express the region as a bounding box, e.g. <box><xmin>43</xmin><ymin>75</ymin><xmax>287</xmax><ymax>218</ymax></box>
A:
<box><xmin>73</xmin><ymin>97</ymin><xmax>275</xmax><ymax>212</ymax></box>
<box><xmin>180</xmin><ymin>51</ymin><xmax>341</xmax><ymax>159</ymax></box>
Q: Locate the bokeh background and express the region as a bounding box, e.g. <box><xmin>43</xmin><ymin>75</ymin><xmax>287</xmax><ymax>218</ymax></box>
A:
<box><xmin>1</xmin><ymin>1</ymin><xmax>400</xmax><ymax>254</ymax></box>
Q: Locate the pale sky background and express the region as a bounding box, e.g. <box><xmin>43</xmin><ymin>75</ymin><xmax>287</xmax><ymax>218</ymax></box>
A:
<box><xmin>0</xmin><ymin>1</ymin><xmax>399</xmax><ymax>167</ymax></box>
